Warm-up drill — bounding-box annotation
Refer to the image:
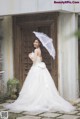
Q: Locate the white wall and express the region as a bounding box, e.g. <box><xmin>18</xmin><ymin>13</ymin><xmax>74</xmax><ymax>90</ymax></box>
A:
<box><xmin>58</xmin><ymin>13</ymin><xmax>79</xmax><ymax>101</ymax></box>
<box><xmin>2</xmin><ymin>16</ymin><xmax>14</xmax><ymax>93</ymax></box>
<box><xmin>0</xmin><ymin>0</ymin><xmax>80</xmax><ymax>16</ymax></box>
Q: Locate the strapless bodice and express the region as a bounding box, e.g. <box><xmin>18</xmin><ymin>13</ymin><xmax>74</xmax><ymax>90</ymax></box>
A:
<box><xmin>30</xmin><ymin>52</ymin><xmax>46</xmax><ymax>68</ymax></box>
<box><xmin>34</xmin><ymin>56</ymin><xmax>42</xmax><ymax>63</ymax></box>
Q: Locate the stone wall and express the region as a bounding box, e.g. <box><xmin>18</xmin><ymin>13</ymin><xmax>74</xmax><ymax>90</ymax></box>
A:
<box><xmin>0</xmin><ymin>16</ymin><xmax>14</xmax><ymax>95</ymax></box>
<box><xmin>58</xmin><ymin>13</ymin><xmax>79</xmax><ymax>101</ymax></box>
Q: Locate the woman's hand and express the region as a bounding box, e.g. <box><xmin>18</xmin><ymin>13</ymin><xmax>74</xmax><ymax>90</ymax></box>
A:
<box><xmin>28</xmin><ymin>53</ymin><xmax>32</xmax><ymax>58</ymax></box>
<box><xmin>28</xmin><ymin>52</ymin><xmax>34</xmax><ymax>61</ymax></box>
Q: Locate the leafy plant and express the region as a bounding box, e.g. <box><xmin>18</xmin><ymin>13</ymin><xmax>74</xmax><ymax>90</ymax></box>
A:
<box><xmin>74</xmin><ymin>29</ymin><xmax>80</xmax><ymax>38</ymax></box>
<box><xmin>7</xmin><ymin>78</ymin><xmax>20</xmax><ymax>99</ymax></box>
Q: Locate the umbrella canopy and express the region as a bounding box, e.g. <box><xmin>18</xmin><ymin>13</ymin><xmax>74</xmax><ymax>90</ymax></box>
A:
<box><xmin>33</xmin><ymin>31</ymin><xmax>55</xmax><ymax>60</ymax></box>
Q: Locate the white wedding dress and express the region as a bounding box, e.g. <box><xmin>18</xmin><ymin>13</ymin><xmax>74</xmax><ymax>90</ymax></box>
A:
<box><xmin>3</xmin><ymin>52</ymin><xmax>76</xmax><ymax>113</ymax></box>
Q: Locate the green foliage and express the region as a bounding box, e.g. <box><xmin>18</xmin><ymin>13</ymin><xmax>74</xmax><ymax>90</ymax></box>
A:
<box><xmin>7</xmin><ymin>78</ymin><xmax>20</xmax><ymax>99</ymax></box>
<box><xmin>74</xmin><ymin>29</ymin><xmax>80</xmax><ymax>38</ymax></box>
<box><xmin>67</xmin><ymin>29</ymin><xmax>80</xmax><ymax>39</ymax></box>
<box><xmin>7</xmin><ymin>78</ymin><xmax>19</xmax><ymax>85</ymax></box>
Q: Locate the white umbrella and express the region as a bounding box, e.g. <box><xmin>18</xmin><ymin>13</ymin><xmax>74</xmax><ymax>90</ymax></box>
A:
<box><xmin>33</xmin><ymin>31</ymin><xmax>55</xmax><ymax>60</ymax></box>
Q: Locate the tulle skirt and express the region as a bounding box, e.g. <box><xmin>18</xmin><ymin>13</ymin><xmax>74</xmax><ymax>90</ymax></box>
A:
<box><xmin>3</xmin><ymin>62</ymin><xmax>76</xmax><ymax>113</ymax></box>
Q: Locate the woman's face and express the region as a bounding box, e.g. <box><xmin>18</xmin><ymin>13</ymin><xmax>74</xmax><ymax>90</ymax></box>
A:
<box><xmin>33</xmin><ymin>39</ymin><xmax>40</xmax><ymax>48</ymax></box>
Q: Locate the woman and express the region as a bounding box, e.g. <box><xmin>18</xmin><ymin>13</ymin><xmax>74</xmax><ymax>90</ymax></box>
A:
<box><xmin>3</xmin><ymin>39</ymin><xmax>76</xmax><ymax>113</ymax></box>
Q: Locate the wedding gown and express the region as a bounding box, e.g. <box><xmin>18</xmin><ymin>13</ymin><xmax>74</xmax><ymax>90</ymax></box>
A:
<box><xmin>3</xmin><ymin>52</ymin><xmax>76</xmax><ymax>113</ymax></box>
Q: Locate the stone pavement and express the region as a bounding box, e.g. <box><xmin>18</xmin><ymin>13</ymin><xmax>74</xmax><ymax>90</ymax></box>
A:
<box><xmin>0</xmin><ymin>99</ymin><xmax>80</xmax><ymax>119</ymax></box>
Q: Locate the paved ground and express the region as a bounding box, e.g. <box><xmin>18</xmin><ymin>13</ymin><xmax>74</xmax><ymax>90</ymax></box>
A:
<box><xmin>0</xmin><ymin>99</ymin><xmax>80</xmax><ymax>119</ymax></box>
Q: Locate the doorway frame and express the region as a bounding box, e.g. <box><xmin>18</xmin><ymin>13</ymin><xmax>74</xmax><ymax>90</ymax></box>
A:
<box><xmin>12</xmin><ymin>12</ymin><xmax>59</xmax><ymax>88</ymax></box>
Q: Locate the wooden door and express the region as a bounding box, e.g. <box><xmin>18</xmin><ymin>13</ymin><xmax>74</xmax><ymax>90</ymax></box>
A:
<box><xmin>13</xmin><ymin>12</ymin><xmax>58</xmax><ymax>89</ymax></box>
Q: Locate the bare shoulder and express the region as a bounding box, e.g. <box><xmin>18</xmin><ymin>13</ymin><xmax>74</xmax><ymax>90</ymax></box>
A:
<box><xmin>34</xmin><ymin>48</ymin><xmax>40</xmax><ymax>52</ymax></box>
<box><xmin>34</xmin><ymin>48</ymin><xmax>41</xmax><ymax>55</ymax></box>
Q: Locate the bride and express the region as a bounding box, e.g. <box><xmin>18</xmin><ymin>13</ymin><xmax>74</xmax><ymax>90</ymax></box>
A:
<box><xmin>3</xmin><ymin>39</ymin><xmax>76</xmax><ymax>113</ymax></box>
